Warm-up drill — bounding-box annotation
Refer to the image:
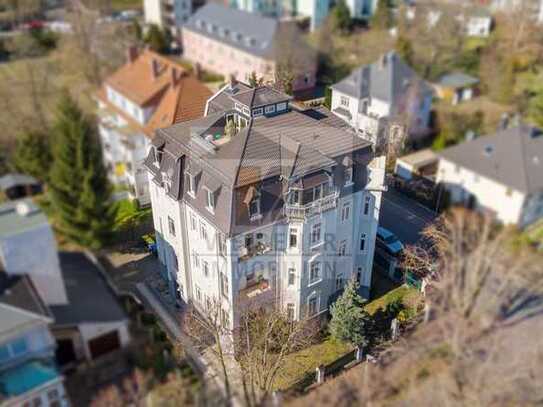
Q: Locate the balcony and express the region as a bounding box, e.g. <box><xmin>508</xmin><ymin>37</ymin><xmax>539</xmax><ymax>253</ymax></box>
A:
<box><xmin>239</xmin><ymin>278</ymin><xmax>272</xmax><ymax>302</ymax></box>
<box><xmin>238</xmin><ymin>241</ymin><xmax>272</xmax><ymax>262</ymax></box>
<box><xmin>284</xmin><ymin>190</ymin><xmax>339</xmax><ymax>221</ymax></box>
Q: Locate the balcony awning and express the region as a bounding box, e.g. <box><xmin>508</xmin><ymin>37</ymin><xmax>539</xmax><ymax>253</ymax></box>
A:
<box><xmin>302</xmin><ymin>172</ymin><xmax>329</xmax><ymax>189</ymax></box>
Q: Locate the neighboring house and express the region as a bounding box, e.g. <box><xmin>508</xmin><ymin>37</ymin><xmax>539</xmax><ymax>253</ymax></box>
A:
<box><xmin>96</xmin><ymin>48</ymin><xmax>212</xmax><ymax>206</ymax></box>
<box><xmin>0</xmin><ymin>275</ymin><xmax>68</xmax><ymax>407</ymax></box>
<box><xmin>231</xmin><ymin>0</ymin><xmax>330</xmax><ymax>31</ymax></box>
<box><xmin>143</xmin><ymin>0</ymin><xmax>192</xmax><ymax>41</ymax></box>
<box><xmin>182</xmin><ymin>3</ymin><xmax>317</xmax><ymax>92</ymax></box>
<box><xmin>395</xmin><ymin>148</ymin><xmax>439</xmax><ymax>181</ymax></box>
<box><xmin>464</xmin><ymin>8</ymin><xmax>493</xmax><ymax>37</ymax></box>
<box><xmin>491</xmin><ymin>0</ymin><xmax>543</xmax><ymax>23</ymax></box>
<box><xmin>435</xmin><ymin>72</ymin><xmax>480</xmax><ymax>105</ymax></box>
<box><xmin>331</xmin><ymin>51</ymin><xmax>434</xmax><ymax>147</ymax></box>
<box><xmin>144</xmin><ymin>84</ymin><xmax>386</xmax><ymax>337</ymax></box>
<box><xmin>436</xmin><ymin>125</ymin><xmax>543</xmax><ymax>228</ymax></box>
<box><xmin>0</xmin><ymin>200</ymin><xmax>131</xmax><ymax>370</ymax></box>
<box><xmin>0</xmin><ymin>173</ymin><xmax>42</xmax><ymax>201</ymax></box>
<box><xmin>345</xmin><ymin>0</ymin><xmax>379</xmax><ymax>20</ymax></box>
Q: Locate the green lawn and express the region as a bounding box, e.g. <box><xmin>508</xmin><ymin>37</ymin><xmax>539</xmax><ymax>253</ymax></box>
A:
<box><xmin>273</xmin><ymin>337</ymin><xmax>352</xmax><ymax>391</ymax></box>
<box><xmin>364</xmin><ymin>285</ymin><xmax>422</xmax><ymax>316</ymax></box>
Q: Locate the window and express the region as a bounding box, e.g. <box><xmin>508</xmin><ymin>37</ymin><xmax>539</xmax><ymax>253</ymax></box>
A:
<box><xmin>265</xmin><ymin>104</ymin><xmax>276</xmax><ymax>114</ymax></box>
<box><xmin>10</xmin><ymin>338</ymin><xmax>27</xmax><ymax>357</ymax></box>
<box><xmin>289</xmin><ymin>228</ymin><xmax>298</xmax><ymax>248</ymax></box>
<box><xmin>190</xmin><ymin>212</ymin><xmax>197</xmax><ymax>231</ymax></box>
<box><xmin>221</xmin><ymin>309</ymin><xmax>230</xmax><ymax>329</ymax></box>
<box><xmin>202</xmin><ymin>260</ymin><xmax>209</xmax><ymax>277</ymax></box>
<box><xmin>195</xmin><ymin>286</ymin><xmax>202</xmax><ymax>302</ymax></box>
<box><xmin>249</xmin><ymin>197</ymin><xmax>261</xmax><ymax>219</ymax></box>
<box><xmin>309</xmin><ymin>262</ymin><xmax>321</xmax><ymax>284</ymax></box>
<box><xmin>311</xmin><ymin>223</ymin><xmax>322</xmax><ymax>245</ymax></box>
<box><xmin>313</xmin><ymin>184</ymin><xmax>323</xmax><ymax>201</ymax></box>
<box><xmin>344</xmin><ymin>167</ymin><xmax>353</xmax><ymax>185</ymax></box>
<box><xmin>336</xmin><ymin>272</ymin><xmax>344</xmax><ymax>291</ymax></box>
<box><xmin>360</xmin><ymin>233</ymin><xmax>367</xmax><ymax>252</ymax></box>
<box><xmin>206</xmin><ymin>189</ymin><xmax>215</xmax><ymax>212</ymax></box>
<box><xmin>200</xmin><ymin>222</ymin><xmax>208</xmax><ymax>241</ymax></box>
<box><xmin>361</xmin><ymin>99</ymin><xmax>369</xmax><ymax>114</ymax></box>
<box><xmin>168</xmin><ymin>216</ymin><xmax>175</xmax><ymax>236</ymax></box>
<box><xmin>338</xmin><ymin>240</ymin><xmax>347</xmax><ymax>256</ymax></box>
<box><xmin>245</xmin><ymin>233</ymin><xmax>253</xmax><ymax>249</ymax></box>
<box><xmin>276</xmin><ymin>102</ymin><xmax>287</xmax><ymax>111</ymax></box>
<box><xmin>340</xmin><ymin>96</ymin><xmax>349</xmax><ymax>107</ymax></box>
<box><xmin>341</xmin><ymin>202</ymin><xmax>351</xmax><ymax>222</ymax></box>
<box><xmin>47</xmin><ymin>389</ymin><xmax>59</xmax><ymax>401</ymax></box>
<box><xmin>357</xmin><ymin>267</ymin><xmax>362</xmax><ymax>283</ymax></box>
<box><xmin>192</xmin><ymin>251</ymin><xmax>199</xmax><ymax>268</ymax></box>
<box><xmin>363</xmin><ymin>196</ymin><xmax>371</xmax><ymax>216</ymax></box>
<box><xmin>220</xmin><ymin>272</ymin><xmax>229</xmax><ymax>298</ymax></box>
<box><xmin>218</xmin><ymin>233</ymin><xmax>227</xmax><ymax>257</ymax></box>
<box><xmin>252</xmin><ymin>107</ymin><xmax>263</xmax><ymax>116</ymax></box>
<box><xmin>287</xmin><ymin>303</ymin><xmax>295</xmax><ymax>320</ymax></box>
<box><xmin>186</xmin><ymin>173</ymin><xmax>196</xmax><ymax>196</ymax></box>
<box><xmin>288</xmin><ymin>189</ymin><xmax>300</xmax><ymax>205</ymax></box>
<box><xmin>308</xmin><ymin>296</ymin><xmax>318</xmax><ymax>316</ymax></box>
<box><xmin>288</xmin><ymin>268</ymin><xmax>296</xmax><ymax>286</ymax></box>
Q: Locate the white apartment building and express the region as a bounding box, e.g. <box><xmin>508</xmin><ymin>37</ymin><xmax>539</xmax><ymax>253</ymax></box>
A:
<box><xmin>96</xmin><ymin>48</ymin><xmax>211</xmax><ymax>206</ymax></box>
<box><xmin>331</xmin><ymin>51</ymin><xmax>434</xmax><ymax>147</ymax></box>
<box><xmin>144</xmin><ymin>0</ymin><xmax>192</xmax><ymax>39</ymax></box>
<box><xmin>145</xmin><ymin>85</ymin><xmax>386</xmax><ymax>335</ymax></box>
<box><xmin>345</xmin><ymin>0</ymin><xmax>378</xmax><ymax>20</ymax></box>
<box><xmin>437</xmin><ymin>125</ymin><xmax>543</xmax><ymax>228</ymax></box>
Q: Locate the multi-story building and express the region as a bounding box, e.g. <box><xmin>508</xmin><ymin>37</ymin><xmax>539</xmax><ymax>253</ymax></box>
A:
<box><xmin>0</xmin><ymin>274</ymin><xmax>68</xmax><ymax>407</ymax></box>
<box><xmin>143</xmin><ymin>0</ymin><xmax>192</xmax><ymax>40</ymax></box>
<box><xmin>331</xmin><ymin>51</ymin><xmax>434</xmax><ymax>147</ymax></box>
<box><xmin>96</xmin><ymin>48</ymin><xmax>212</xmax><ymax>205</ymax></box>
<box><xmin>0</xmin><ymin>199</ymin><xmax>131</xmax><ymax>370</ymax></box>
<box><xmin>491</xmin><ymin>0</ymin><xmax>543</xmax><ymax>23</ymax></box>
<box><xmin>182</xmin><ymin>3</ymin><xmax>317</xmax><ymax>92</ymax></box>
<box><xmin>436</xmin><ymin>125</ymin><xmax>543</xmax><ymax>228</ymax></box>
<box><xmin>345</xmin><ymin>0</ymin><xmax>379</xmax><ymax>20</ymax></box>
<box><xmin>144</xmin><ymin>84</ymin><xmax>386</xmax><ymax>332</ymax></box>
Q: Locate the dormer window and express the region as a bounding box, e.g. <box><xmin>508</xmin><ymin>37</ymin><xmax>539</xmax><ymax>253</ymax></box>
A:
<box><xmin>244</xmin><ymin>185</ymin><xmax>262</xmax><ymax>220</ymax></box>
<box><xmin>205</xmin><ymin>188</ymin><xmax>215</xmax><ymax>213</ymax></box>
<box><xmin>344</xmin><ymin>167</ymin><xmax>353</xmax><ymax>186</ymax></box>
<box><xmin>186</xmin><ymin>173</ymin><xmax>196</xmax><ymax>197</ymax></box>
<box><xmin>252</xmin><ymin>107</ymin><xmax>263</xmax><ymax>117</ymax></box>
<box><xmin>340</xmin><ymin>96</ymin><xmax>349</xmax><ymax>107</ymax></box>
<box><xmin>264</xmin><ymin>104</ymin><xmax>276</xmax><ymax>114</ymax></box>
<box><xmin>249</xmin><ymin>197</ymin><xmax>261</xmax><ymax>219</ymax></box>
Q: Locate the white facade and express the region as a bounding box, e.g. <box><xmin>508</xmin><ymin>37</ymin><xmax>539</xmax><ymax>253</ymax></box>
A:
<box><xmin>331</xmin><ymin>88</ymin><xmax>432</xmax><ymax>145</ymax></box>
<box><xmin>97</xmin><ymin>87</ymin><xmax>152</xmax><ymax>206</ymax></box>
<box><xmin>148</xmin><ymin>156</ymin><xmax>386</xmax><ymax>330</ymax></box>
<box><xmin>144</xmin><ymin>0</ymin><xmax>192</xmax><ymax>37</ymax></box>
<box><xmin>437</xmin><ymin>158</ymin><xmax>543</xmax><ymax>227</ymax></box>
<box><xmin>466</xmin><ymin>15</ymin><xmax>492</xmax><ymax>37</ymax></box>
<box><xmin>345</xmin><ymin>0</ymin><xmax>378</xmax><ymax>19</ymax></box>
<box><xmin>295</xmin><ymin>0</ymin><xmax>330</xmax><ymax>31</ymax></box>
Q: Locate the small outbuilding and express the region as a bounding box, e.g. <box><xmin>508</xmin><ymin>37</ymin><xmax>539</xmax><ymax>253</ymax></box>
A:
<box><xmin>0</xmin><ymin>173</ymin><xmax>42</xmax><ymax>200</ymax></box>
<box><xmin>395</xmin><ymin>148</ymin><xmax>439</xmax><ymax>181</ymax></box>
<box><xmin>435</xmin><ymin>72</ymin><xmax>480</xmax><ymax>105</ymax></box>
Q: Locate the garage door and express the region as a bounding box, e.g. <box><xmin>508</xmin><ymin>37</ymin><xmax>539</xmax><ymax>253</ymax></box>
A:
<box><xmin>88</xmin><ymin>331</ymin><xmax>121</xmax><ymax>360</ymax></box>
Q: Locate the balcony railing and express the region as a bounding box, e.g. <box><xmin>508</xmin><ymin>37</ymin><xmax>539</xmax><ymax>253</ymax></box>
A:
<box><xmin>238</xmin><ymin>242</ymin><xmax>272</xmax><ymax>262</ymax></box>
<box><xmin>284</xmin><ymin>191</ymin><xmax>340</xmax><ymax>221</ymax></box>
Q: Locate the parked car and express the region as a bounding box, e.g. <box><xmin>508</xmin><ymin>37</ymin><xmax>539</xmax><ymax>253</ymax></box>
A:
<box><xmin>376</xmin><ymin>227</ymin><xmax>404</xmax><ymax>256</ymax></box>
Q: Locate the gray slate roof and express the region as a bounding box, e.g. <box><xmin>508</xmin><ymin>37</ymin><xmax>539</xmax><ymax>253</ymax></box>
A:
<box><xmin>0</xmin><ymin>173</ymin><xmax>39</xmax><ymax>191</ymax></box>
<box><xmin>184</xmin><ymin>3</ymin><xmax>277</xmax><ymax>58</ymax></box>
<box><xmin>231</xmin><ymin>86</ymin><xmax>291</xmax><ymax>109</ymax></box>
<box><xmin>438</xmin><ymin>72</ymin><xmax>479</xmax><ymax>88</ymax></box>
<box><xmin>439</xmin><ymin>125</ymin><xmax>543</xmax><ymax>194</ymax></box>
<box><xmin>0</xmin><ymin>272</ymin><xmax>51</xmax><ymax>322</ymax></box>
<box><xmin>207</xmin><ymin>82</ymin><xmax>252</xmax><ymax>114</ymax></box>
<box><xmin>0</xmin><ymin>199</ymin><xmax>48</xmax><ymax>239</ymax></box>
<box><xmin>49</xmin><ymin>252</ymin><xmax>127</xmax><ymax>326</ymax></box>
<box><xmin>332</xmin><ymin>51</ymin><xmax>432</xmax><ymax>111</ymax></box>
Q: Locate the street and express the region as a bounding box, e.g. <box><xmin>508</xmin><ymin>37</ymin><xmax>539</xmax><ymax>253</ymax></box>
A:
<box><xmin>379</xmin><ymin>188</ymin><xmax>438</xmax><ymax>246</ymax></box>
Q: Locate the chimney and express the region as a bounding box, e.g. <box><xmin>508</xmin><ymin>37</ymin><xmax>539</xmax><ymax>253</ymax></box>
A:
<box><xmin>151</xmin><ymin>58</ymin><xmax>160</xmax><ymax>80</ymax></box>
<box><xmin>127</xmin><ymin>46</ymin><xmax>138</xmax><ymax>63</ymax></box>
<box><xmin>228</xmin><ymin>74</ymin><xmax>237</xmax><ymax>90</ymax></box>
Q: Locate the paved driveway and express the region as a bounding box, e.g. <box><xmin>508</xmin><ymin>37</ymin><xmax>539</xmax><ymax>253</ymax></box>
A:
<box><xmin>379</xmin><ymin>188</ymin><xmax>438</xmax><ymax>246</ymax></box>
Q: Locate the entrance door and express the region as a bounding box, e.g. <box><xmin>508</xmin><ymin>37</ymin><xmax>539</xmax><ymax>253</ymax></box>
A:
<box><xmin>88</xmin><ymin>331</ymin><xmax>121</xmax><ymax>360</ymax></box>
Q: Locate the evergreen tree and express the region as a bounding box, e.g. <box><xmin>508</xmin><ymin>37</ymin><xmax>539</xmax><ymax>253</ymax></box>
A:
<box><xmin>372</xmin><ymin>0</ymin><xmax>393</xmax><ymax>30</ymax></box>
<box><xmin>329</xmin><ymin>279</ymin><xmax>370</xmax><ymax>345</ymax></box>
<box><xmin>144</xmin><ymin>24</ymin><xmax>169</xmax><ymax>54</ymax></box>
<box><xmin>11</xmin><ymin>130</ymin><xmax>52</xmax><ymax>182</ymax></box>
<box><xmin>332</xmin><ymin>0</ymin><xmax>351</xmax><ymax>33</ymax></box>
<box><xmin>48</xmin><ymin>92</ymin><xmax>114</xmax><ymax>249</ymax></box>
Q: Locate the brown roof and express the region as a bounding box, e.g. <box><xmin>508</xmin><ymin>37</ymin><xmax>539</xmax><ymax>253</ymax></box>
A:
<box><xmin>97</xmin><ymin>49</ymin><xmax>212</xmax><ymax>137</ymax></box>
